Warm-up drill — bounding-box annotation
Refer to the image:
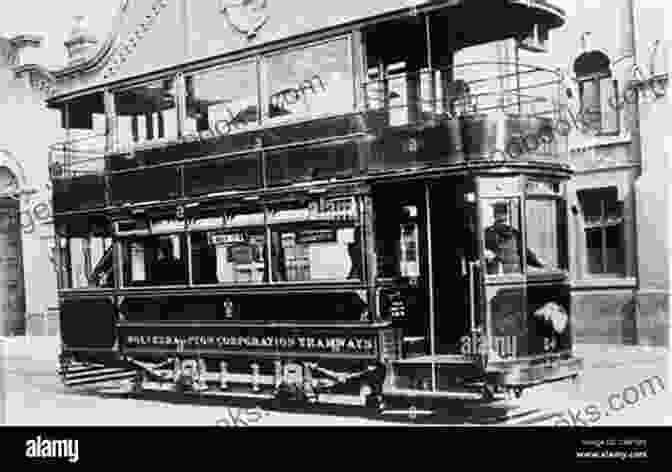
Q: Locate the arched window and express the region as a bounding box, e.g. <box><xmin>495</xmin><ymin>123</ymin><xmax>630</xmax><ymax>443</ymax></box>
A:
<box><xmin>573</xmin><ymin>50</ymin><xmax>620</xmax><ymax>135</ymax></box>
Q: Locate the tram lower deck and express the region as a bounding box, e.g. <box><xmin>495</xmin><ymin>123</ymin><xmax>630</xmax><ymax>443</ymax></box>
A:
<box><xmin>57</xmin><ymin>168</ymin><xmax>583</xmax><ymax>407</ymax></box>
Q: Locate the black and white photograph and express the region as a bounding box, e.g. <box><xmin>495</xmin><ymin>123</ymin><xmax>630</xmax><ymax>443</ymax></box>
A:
<box><xmin>0</xmin><ymin>0</ymin><xmax>670</xmax><ymax>464</ymax></box>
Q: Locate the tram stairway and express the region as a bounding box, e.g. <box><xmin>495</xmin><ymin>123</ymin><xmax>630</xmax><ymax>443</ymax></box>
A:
<box><xmin>58</xmin><ymin>361</ymin><xmax>138</xmax><ymax>387</ymax></box>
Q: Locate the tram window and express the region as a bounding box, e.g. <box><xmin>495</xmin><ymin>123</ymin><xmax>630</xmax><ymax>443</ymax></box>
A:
<box><xmin>270</xmin><ymin>226</ymin><xmax>362</xmax><ymax>281</ymax></box>
<box><xmin>191</xmin><ymin>231</ymin><xmax>266</xmax><ymax>284</ymax></box>
<box><xmin>482</xmin><ymin>199</ymin><xmax>524</xmax><ymax>275</ymax></box>
<box><xmin>121</xmin><ymin>235</ymin><xmax>187</xmax><ymax>286</ymax></box>
<box><xmin>525</xmin><ymin>198</ymin><xmax>560</xmax><ymax>272</ymax></box>
<box><xmin>60</xmin><ymin>93</ymin><xmax>107</xmax><ymax>175</ymax></box>
<box><xmin>265</xmin><ymin>38</ymin><xmax>353</xmax><ymax>121</ymax></box>
<box><xmin>65</xmin><ymin>236</ymin><xmax>114</xmax><ymax>289</ymax></box>
<box><xmin>184</xmin><ymin>60</ymin><xmax>259</xmax><ymax>137</ymax></box>
<box><xmin>114</xmin><ymin>78</ymin><xmax>179</xmax><ymax>151</ymax></box>
<box><xmin>268</xmin><ymin>198</ymin><xmax>362</xmax><ymax>282</ymax></box>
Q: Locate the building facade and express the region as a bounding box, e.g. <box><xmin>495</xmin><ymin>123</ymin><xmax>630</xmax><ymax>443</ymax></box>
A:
<box><xmin>0</xmin><ymin>35</ymin><xmax>61</xmax><ymax>336</ymax></box>
<box><xmin>453</xmin><ymin>0</ymin><xmax>671</xmax><ymax>347</ymax></box>
<box><xmin>536</xmin><ymin>0</ymin><xmax>670</xmax><ymax>347</ymax></box>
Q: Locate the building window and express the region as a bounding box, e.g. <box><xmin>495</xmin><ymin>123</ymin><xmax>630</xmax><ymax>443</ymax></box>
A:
<box><xmin>577</xmin><ymin>75</ymin><xmax>620</xmax><ymax>135</ymax></box>
<box><xmin>578</xmin><ymin>187</ymin><xmax>625</xmax><ymax>276</ymax></box>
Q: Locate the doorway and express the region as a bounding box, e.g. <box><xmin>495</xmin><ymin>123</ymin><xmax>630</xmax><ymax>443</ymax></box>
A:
<box><xmin>0</xmin><ymin>198</ymin><xmax>25</xmax><ymax>336</ymax></box>
<box><xmin>429</xmin><ymin>179</ymin><xmax>477</xmax><ymax>354</ymax></box>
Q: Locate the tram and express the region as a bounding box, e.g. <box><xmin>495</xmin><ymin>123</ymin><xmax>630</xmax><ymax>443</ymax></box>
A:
<box><xmin>49</xmin><ymin>0</ymin><xmax>582</xmax><ymax>409</ymax></box>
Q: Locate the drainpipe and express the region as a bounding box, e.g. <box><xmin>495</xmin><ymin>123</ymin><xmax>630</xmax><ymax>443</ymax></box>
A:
<box><xmin>626</xmin><ymin>0</ymin><xmax>642</xmax><ymax>176</ymax></box>
<box><xmin>625</xmin><ymin>0</ymin><xmax>642</xmax><ymax>344</ymax></box>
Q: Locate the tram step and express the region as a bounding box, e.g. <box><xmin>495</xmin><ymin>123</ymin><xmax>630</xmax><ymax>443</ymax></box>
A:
<box><xmin>62</xmin><ymin>371</ymin><xmax>139</xmax><ymax>387</ymax></box>
<box><xmin>382</xmin><ymin>386</ymin><xmax>483</xmax><ymax>401</ymax></box>
<box><xmin>59</xmin><ymin>362</ymin><xmax>138</xmax><ymax>387</ymax></box>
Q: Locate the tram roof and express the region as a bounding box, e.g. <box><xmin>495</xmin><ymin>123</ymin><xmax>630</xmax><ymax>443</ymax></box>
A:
<box><xmin>46</xmin><ymin>0</ymin><xmax>565</xmax><ymax>106</ymax></box>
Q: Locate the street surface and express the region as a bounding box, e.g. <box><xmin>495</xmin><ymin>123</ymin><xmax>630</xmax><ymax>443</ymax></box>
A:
<box><xmin>1</xmin><ymin>338</ymin><xmax>670</xmax><ymax>426</ymax></box>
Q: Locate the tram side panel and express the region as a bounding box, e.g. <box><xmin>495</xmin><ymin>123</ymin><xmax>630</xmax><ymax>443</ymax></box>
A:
<box><xmin>60</xmin><ymin>292</ymin><xmax>395</xmax><ymax>395</ymax></box>
<box><xmin>59</xmin><ymin>297</ymin><xmax>119</xmax><ymax>363</ymax></box>
<box><xmin>485</xmin><ymin>282</ymin><xmax>571</xmax><ymax>358</ymax></box>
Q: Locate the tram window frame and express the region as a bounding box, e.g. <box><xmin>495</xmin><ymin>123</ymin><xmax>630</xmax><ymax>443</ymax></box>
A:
<box><xmin>188</xmin><ymin>210</ymin><xmax>268</xmax><ymax>285</ymax></box>
<box><xmin>373</xmin><ymin>201</ymin><xmax>423</xmax><ymax>281</ymax></box>
<box><xmin>523</xmin><ymin>179</ymin><xmax>567</xmax><ymax>275</ymax></box>
<box><xmin>524</xmin><ymin>196</ymin><xmax>564</xmax><ymax>274</ymax></box>
<box><xmin>262</xmin><ymin>35</ymin><xmax>356</xmax><ymax>125</ymax></box>
<box><xmin>183</xmin><ymin>59</ymin><xmax>261</xmax><ymax>138</ymax></box>
<box><xmin>112</xmin><ymin>76</ymin><xmax>180</xmax><ymax>153</ymax></box>
<box><xmin>119</xmin><ymin>233</ymin><xmax>189</xmax><ymax>287</ymax></box>
<box><xmin>59</xmin><ymin>93</ymin><xmax>108</xmax><ymax>176</ymax></box>
<box><xmin>267</xmin><ymin>197</ymin><xmax>365</xmax><ymax>283</ymax></box>
<box><xmin>58</xmin><ymin>234</ymin><xmax>115</xmax><ymax>290</ymax></box>
<box><xmin>481</xmin><ymin>197</ymin><xmax>525</xmax><ymax>276</ymax></box>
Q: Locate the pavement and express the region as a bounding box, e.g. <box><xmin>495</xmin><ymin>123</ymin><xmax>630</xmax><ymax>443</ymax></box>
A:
<box><xmin>1</xmin><ymin>336</ymin><xmax>669</xmax><ymax>426</ymax></box>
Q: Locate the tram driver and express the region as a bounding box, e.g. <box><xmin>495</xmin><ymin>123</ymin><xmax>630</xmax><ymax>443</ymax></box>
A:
<box><xmin>484</xmin><ymin>203</ymin><xmax>546</xmax><ymax>274</ymax></box>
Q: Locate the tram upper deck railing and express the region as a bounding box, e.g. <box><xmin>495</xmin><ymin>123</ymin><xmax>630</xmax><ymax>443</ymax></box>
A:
<box><xmin>49</xmin><ymin>62</ymin><xmax>570</xmax><ymax>213</ymax></box>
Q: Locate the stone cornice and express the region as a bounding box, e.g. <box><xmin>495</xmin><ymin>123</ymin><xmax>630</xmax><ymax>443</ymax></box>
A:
<box><xmin>49</xmin><ymin>0</ymin><xmax>169</xmax><ymax>81</ymax></box>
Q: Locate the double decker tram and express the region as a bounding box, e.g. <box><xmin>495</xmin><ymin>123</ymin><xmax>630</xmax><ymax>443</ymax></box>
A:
<box><xmin>49</xmin><ymin>0</ymin><xmax>582</xmax><ymax>410</ymax></box>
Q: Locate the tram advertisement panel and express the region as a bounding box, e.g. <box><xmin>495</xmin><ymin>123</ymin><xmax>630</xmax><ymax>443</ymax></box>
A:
<box><xmin>119</xmin><ymin>325</ymin><xmax>381</xmax><ymax>359</ymax></box>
